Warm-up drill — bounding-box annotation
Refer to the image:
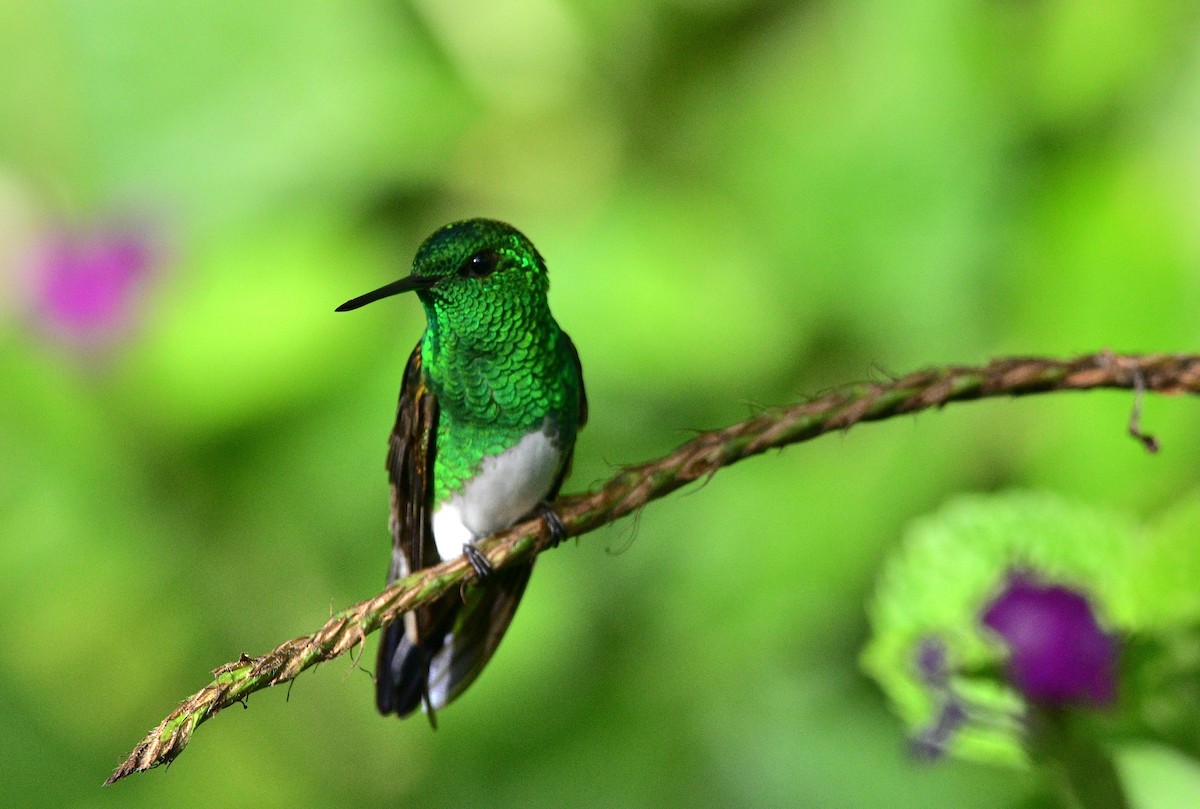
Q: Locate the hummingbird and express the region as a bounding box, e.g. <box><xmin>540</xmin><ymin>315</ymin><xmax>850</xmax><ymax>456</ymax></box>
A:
<box><xmin>337</xmin><ymin>218</ymin><xmax>586</xmax><ymax>719</ymax></box>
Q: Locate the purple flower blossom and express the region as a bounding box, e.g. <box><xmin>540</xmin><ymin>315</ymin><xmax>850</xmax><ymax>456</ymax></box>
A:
<box><xmin>981</xmin><ymin>573</ymin><xmax>1117</xmax><ymax>707</ymax></box>
<box><xmin>31</xmin><ymin>222</ymin><xmax>157</xmax><ymax>345</ymax></box>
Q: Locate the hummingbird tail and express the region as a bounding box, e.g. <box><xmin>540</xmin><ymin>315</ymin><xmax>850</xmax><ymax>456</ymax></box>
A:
<box><xmin>375</xmin><ymin>563</ymin><xmax>534</xmax><ymax>719</ymax></box>
<box><xmin>375</xmin><ymin>619</ymin><xmax>442</xmax><ymax>718</ymax></box>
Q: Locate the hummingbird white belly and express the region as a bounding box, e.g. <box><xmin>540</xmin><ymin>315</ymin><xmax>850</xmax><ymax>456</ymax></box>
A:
<box><xmin>429</xmin><ymin>424</ymin><xmax>565</xmax><ymax>562</ymax></box>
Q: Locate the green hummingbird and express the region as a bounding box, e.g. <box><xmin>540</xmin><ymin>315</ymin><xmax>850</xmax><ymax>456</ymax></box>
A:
<box><xmin>337</xmin><ymin>218</ymin><xmax>586</xmax><ymax>719</ymax></box>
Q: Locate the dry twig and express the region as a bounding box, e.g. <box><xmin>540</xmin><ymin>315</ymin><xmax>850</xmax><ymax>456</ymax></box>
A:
<box><xmin>107</xmin><ymin>352</ymin><xmax>1200</xmax><ymax>784</ymax></box>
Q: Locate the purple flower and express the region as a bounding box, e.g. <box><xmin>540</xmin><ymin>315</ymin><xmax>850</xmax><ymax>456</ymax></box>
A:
<box><xmin>31</xmin><ymin>222</ymin><xmax>157</xmax><ymax>345</ymax></box>
<box><xmin>981</xmin><ymin>573</ymin><xmax>1117</xmax><ymax>707</ymax></box>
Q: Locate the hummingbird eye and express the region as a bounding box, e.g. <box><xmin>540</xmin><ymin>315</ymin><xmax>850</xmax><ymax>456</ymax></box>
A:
<box><xmin>460</xmin><ymin>249</ymin><xmax>501</xmax><ymax>279</ymax></box>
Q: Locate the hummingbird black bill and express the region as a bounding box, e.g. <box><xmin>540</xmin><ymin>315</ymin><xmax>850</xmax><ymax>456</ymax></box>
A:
<box><xmin>335</xmin><ymin>274</ymin><xmax>438</xmax><ymax>312</ymax></box>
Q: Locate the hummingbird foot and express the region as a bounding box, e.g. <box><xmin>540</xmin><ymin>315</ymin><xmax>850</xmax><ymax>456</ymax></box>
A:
<box><xmin>538</xmin><ymin>502</ymin><xmax>567</xmax><ymax>548</ymax></box>
<box><xmin>463</xmin><ymin>542</ymin><xmax>493</xmax><ymax>581</ymax></box>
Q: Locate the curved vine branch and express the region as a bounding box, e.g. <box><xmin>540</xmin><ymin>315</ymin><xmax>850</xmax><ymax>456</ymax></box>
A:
<box><xmin>107</xmin><ymin>351</ymin><xmax>1200</xmax><ymax>784</ymax></box>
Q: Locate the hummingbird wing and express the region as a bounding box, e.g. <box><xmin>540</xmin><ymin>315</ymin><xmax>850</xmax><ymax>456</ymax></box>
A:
<box><xmin>566</xmin><ymin>331</ymin><xmax>588</xmax><ymax>430</ymax></box>
<box><xmin>384</xmin><ymin>342</ymin><xmax>439</xmax><ymax>585</ymax></box>
<box><xmin>375</xmin><ymin>341</ymin><xmax>448</xmax><ymax>717</ymax></box>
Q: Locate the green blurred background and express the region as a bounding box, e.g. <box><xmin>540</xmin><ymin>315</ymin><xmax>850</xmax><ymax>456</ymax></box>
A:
<box><xmin>2</xmin><ymin>1</ymin><xmax>1199</xmax><ymax>806</ymax></box>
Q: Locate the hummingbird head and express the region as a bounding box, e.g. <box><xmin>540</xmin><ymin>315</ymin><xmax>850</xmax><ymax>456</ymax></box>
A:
<box><xmin>335</xmin><ymin>219</ymin><xmax>549</xmax><ymax>318</ymax></box>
